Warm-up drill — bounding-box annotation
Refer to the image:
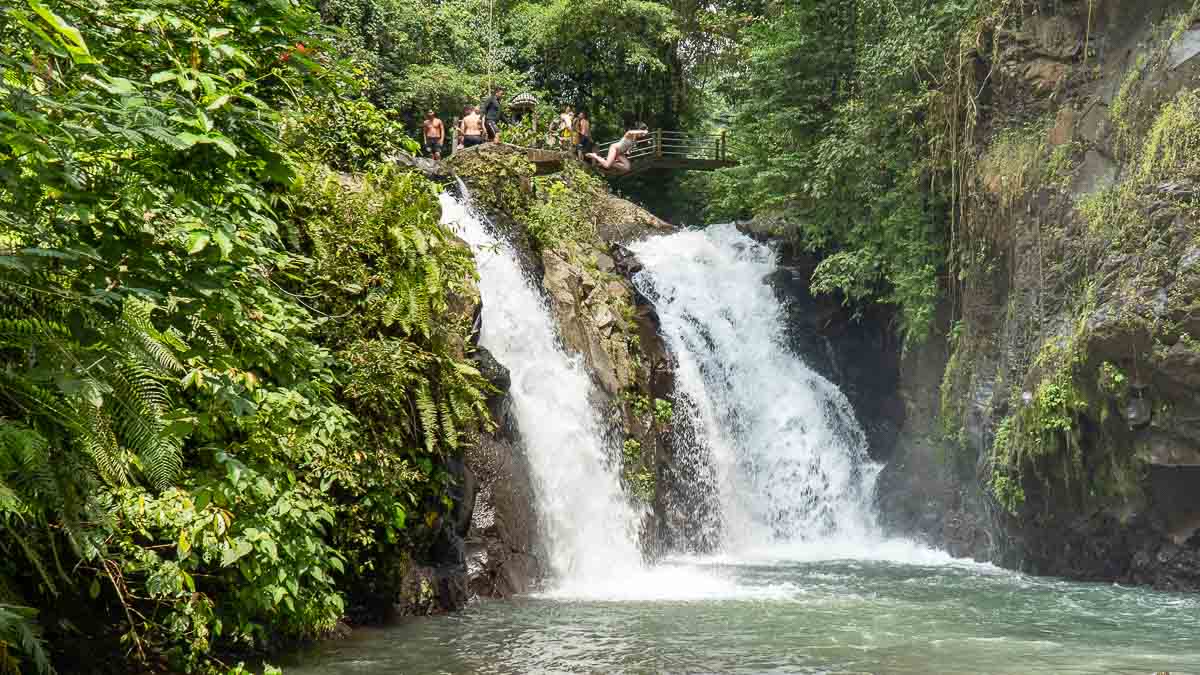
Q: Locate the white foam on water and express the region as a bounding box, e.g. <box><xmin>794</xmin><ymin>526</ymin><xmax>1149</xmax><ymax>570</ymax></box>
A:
<box><xmin>536</xmin><ymin>564</ymin><xmax>804</xmax><ymax>603</ymax></box>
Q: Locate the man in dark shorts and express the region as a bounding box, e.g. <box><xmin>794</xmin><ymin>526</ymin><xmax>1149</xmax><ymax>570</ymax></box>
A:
<box><xmin>421</xmin><ymin>110</ymin><xmax>445</xmax><ymax>160</ymax></box>
<box><xmin>458</xmin><ymin>105</ymin><xmax>486</xmax><ymax>149</ymax></box>
<box><xmin>481</xmin><ymin>87</ymin><xmax>504</xmax><ymax>142</ymax></box>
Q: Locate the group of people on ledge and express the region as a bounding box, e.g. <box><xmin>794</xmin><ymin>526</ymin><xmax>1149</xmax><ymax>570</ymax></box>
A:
<box><xmin>419</xmin><ymin>87</ymin><xmax>650</xmax><ymax>174</ymax></box>
<box><xmin>419</xmin><ymin>87</ymin><xmax>504</xmax><ymax>161</ymax></box>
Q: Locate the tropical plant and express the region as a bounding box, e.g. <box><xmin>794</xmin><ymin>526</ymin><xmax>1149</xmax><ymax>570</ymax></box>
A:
<box><xmin>0</xmin><ymin>0</ymin><xmax>493</xmax><ymax>670</ymax></box>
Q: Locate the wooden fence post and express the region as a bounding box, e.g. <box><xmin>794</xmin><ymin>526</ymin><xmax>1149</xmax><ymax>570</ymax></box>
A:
<box><xmin>655</xmin><ymin>129</ymin><xmax>663</xmax><ymax>159</ymax></box>
<box><xmin>450</xmin><ymin>118</ymin><xmax>459</xmax><ymax>156</ymax></box>
<box><xmin>720</xmin><ymin>130</ymin><xmax>727</xmax><ymax>161</ymax></box>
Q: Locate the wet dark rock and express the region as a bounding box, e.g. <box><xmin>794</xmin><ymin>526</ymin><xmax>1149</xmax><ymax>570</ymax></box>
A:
<box><xmin>758</xmin><ymin>249</ymin><xmax>904</xmax><ymax>464</ymax></box>
<box><xmin>472</xmin><ymin>345</ymin><xmax>511</xmax><ymax>412</ymax></box>
<box><xmin>463</xmin><ymin>359</ymin><xmax>542</xmax><ymax>598</ymax></box>
<box><xmin>612</xmin><ymin>243</ymin><xmax>645</xmax><ymax>277</ymax></box>
<box><xmin>1126</xmin><ymin>394</ymin><xmax>1153</xmax><ymax>430</ymax></box>
<box><xmin>389</xmin><ymin>151</ymin><xmax>447</xmax><ymax>180</ymax></box>
<box><xmin>445</xmin><ymin>456</ymin><xmax>477</xmax><ymax>538</ymax></box>
<box><xmin>394</xmin><ymin>562</ymin><xmax>471</xmax><ymax>616</ymax></box>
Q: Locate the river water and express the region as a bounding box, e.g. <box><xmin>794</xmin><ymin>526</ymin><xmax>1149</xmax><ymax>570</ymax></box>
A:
<box><xmin>286</xmin><ymin>552</ymin><xmax>1200</xmax><ymax>674</ymax></box>
<box><xmin>287</xmin><ymin>210</ymin><xmax>1200</xmax><ymax>674</ymax></box>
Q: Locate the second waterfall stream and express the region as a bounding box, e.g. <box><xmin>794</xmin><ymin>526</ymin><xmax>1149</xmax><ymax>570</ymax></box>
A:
<box><xmin>630</xmin><ymin>224</ymin><xmax>882</xmax><ymax>557</ymax></box>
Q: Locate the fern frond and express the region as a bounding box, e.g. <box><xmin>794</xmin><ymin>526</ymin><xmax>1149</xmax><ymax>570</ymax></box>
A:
<box><xmin>409</xmin><ymin>225</ymin><xmax>428</xmax><ymax>256</ymax></box>
<box><xmin>389</xmin><ymin>226</ymin><xmax>411</xmax><ymax>257</ymax></box>
<box><xmin>77</xmin><ymin>406</ymin><xmax>128</xmax><ymax>487</ymax></box>
<box><xmin>112</xmin><ymin>300</ymin><xmax>184</xmax><ymax>374</ymax></box>
<box><xmin>422</xmin><ymin>257</ymin><xmax>442</xmax><ymax>297</ymax></box>
<box><xmin>0</xmin><ymin>319</ymin><xmax>70</xmax><ymax>349</ymax></box>
<box><xmin>0</xmin><ymin>424</ymin><xmax>57</xmax><ymax>512</ymax></box>
<box><xmin>0</xmin><ymin>374</ymin><xmax>79</xmax><ymax>435</ymax></box>
<box><xmin>105</xmin><ymin>363</ymin><xmax>179</xmax><ymax>490</ymax></box>
<box><xmin>438</xmin><ymin>394</ymin><xmax>457</xmax><ymax>450</ymax></box>
<box><xmin>161</xmin><ymin>327</ymin><xmax>190</xmax><ymax>353</ymax></box>
<box><xmin>447</xmin><ymin>387</ymin><xmax>471</xmax><ymax>428</ymax></box>
<box><xmin>188</xmin><ymin>316</ymin><xmax>228</xmax><ymax>352</ymax></box>
<box><xmin>415</xmin><ymin>383</ymin><xmax>438</xmax><ymax>455</ymax></box>
<box><xmin>0</xmin><ymin>603</ymin><xmax>54</xmax><ymax>675</ymax></box>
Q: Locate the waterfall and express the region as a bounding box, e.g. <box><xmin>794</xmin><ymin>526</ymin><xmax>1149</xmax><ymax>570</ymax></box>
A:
<box><xmin>631</xmin><ymin>224</ymin><xmax>880</xmax><ymax>554</ymax></box>
<box><xmin>439</xmin><ymin>190</ymin><xmax>644</xmax><ymax>585</ymax></box>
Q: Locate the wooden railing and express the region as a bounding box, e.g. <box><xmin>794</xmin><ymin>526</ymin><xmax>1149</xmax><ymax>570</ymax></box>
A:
<box><xmin>594</xmin><ymin>130</ymin><xmax>732</xmax><ymax>168</ymax></box>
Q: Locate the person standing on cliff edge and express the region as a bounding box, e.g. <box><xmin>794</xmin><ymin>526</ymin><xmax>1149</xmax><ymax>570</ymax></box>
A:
<box><xmin>574</xmin><ymin>110</ymin><xmax>593</xmax><ymax>158</ymax></box>
<box><xmin>482</xmin><ymin>87</ymin><xmax>504</xmax><ymax>143</ymax></box>
<box><xmin>422</xmin><ymin>110</ymin><xmax>445</xmax><ymax>160</ymax></box>
<box><xmin>458</xmin><ymin>105</ymin><xmax>486</xmax><ymax>149</ymax></box>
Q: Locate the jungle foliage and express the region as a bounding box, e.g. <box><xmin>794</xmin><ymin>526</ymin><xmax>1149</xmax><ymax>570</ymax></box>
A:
<box><xmin>0</xmin><ymin>1</ymin><xmax>489</xmax><ymax>672</ymax></box>
<box><xmin>317</xmin><ymin>0</ymin><xmax>758</xmax><ymax>141</ymax></box>
<box><xmin>694</xmin><ymin>0</ymin><xmax>984</xmax><ymax>342</ymax></box>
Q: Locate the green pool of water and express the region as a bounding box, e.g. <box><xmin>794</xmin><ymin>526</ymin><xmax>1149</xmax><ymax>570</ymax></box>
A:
<box><xmin>285</xmin><ymin>554</ymin><xmax>1200</xmax><ymax>674</ymax></box>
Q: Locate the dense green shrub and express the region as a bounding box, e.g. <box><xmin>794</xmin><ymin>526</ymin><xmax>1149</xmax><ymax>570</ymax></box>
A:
<box><xmin>286</xmin><ymin>96</ymin><xmax>419</xmax><ymax>171</ymax></box>
<box><xmin>0</xmin><ymin>1</ymin><xmax>490</xmax><ymax>671</ymax></box>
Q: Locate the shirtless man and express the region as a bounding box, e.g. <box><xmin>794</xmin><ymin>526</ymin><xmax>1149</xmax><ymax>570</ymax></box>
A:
<box><xmin>458</xmin><ymin>105</ymin><xmax>486</xmax><ymax>149</ymax></box>
<box><xmin>421</xmin><ymin>110</ymin><xmax>445</xmax><ymax>160</ymax></box>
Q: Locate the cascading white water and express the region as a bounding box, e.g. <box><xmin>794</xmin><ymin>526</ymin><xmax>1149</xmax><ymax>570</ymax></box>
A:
<box><xmin>631</xmin><ymin>224</ymin><xmax>881</xmax><ymax>553</ymax></box>
<box><xmin>438</xmin><ymin>190</ymin><xmax>644</xmax><ymax>585</ymax></box>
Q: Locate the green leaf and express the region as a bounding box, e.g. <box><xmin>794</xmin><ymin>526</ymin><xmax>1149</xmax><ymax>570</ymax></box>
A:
<box><xmin>212</xmin><ymin>229</ymin><xmax>233</xmax><ymax>259</ymax></box>
<box><xmin>220</xmin><ymin>539</ymin><xmax>253</xmax><ymax>567</ymax></box>
<box><xmin>89</xmin><ymin>578</ymin><xmax>101</xmax><ymax>599</ymax></box>
<box><xmin>28</xmin><ymin>0</ymin><xmax>96</xmax><ymax>63</ymax></box>
<box><xmin>11</xmin><ymin>13</ymin><xmax>69</xmax><ymax>58</ymax></box>
<box><xmin>206</xmin><ymin>94</ymin><xmax>232</xmax><ymax>111</ymax></box>
<box><xmin>150</xmin><ymin>70</ymin><xmax>178</xmax><ymax>84</ymax></box>
<box><xmin>81</xmin><ymin>75</ymin><xmax>137</xmax><ymax>95</ymax></box>
<box><xmin>176</xmin><ymin>132</ymin><xmax>206</xmax><ymax>149</ymax></box>
<box><xmin>187</xmin><ymin>230</ymin><xmax>210</xmax><ymax>254</ymax></box>
<box><xmin>210</xmin><ymin>134</ymin><xmax>238</xmax><ymax>158</ymax></box>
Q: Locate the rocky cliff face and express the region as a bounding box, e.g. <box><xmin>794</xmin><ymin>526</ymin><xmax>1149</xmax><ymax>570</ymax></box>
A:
<box><xmin>535</xmin><ymin>200</ymin><xmax>680</xmax><ymax>555</ymax></box>
<box><xmin>874</xmin><ymin>0</ymin><xmax>1200</xmax><ymax>588</ymax></box>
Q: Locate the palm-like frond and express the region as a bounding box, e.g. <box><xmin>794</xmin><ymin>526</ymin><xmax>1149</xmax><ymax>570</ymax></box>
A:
<box><xmin>0</xmin><ymin>604</ymin><xmax>54</xmax><ymax>675</ymax></box>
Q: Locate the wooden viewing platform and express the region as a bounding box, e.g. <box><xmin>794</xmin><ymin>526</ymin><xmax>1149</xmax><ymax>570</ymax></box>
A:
<box><xmin>448</xmin><ymin>129</ymin><xmax>736</xmax><ymax>176</ymax></box>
